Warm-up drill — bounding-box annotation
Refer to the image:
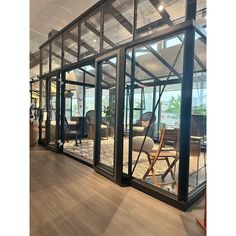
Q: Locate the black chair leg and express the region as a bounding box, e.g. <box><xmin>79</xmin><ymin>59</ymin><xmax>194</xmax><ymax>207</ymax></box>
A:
<box><xmin>75</xmin><ymin>134</ymin><xmax>78</xmax><ymax>146</ymax></box>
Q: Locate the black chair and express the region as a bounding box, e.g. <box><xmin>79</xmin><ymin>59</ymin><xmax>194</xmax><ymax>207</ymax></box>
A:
<box><xmin>64</xmin><ymin>117</ymin><xmax>81</xmax><ymax>146</ymax></box>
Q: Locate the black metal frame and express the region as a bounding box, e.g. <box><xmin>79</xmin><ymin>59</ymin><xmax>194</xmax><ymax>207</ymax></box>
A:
<box><xmin>61</xmin><ymin>61</ymin><xmax>96</xmax><ymax>162</ymax></box>
<box><xmin>36</xmin><ymin>0</ymin><xmax>206</xmax><ymax>210</ymax></box>
<box><xmin>94</xmin><ymin>49</ymin><xmax>123</xmax><ymax>183</ymax></box>
<box><xmin>46</xmin><ymin>74</ymin><xmax>60</xmax><ymax>152</ymax></box>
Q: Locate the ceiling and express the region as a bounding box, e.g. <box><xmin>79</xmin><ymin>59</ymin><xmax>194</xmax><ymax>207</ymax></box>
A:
<box><xmin>30</xmin><ymin>0</ymin><xmax>99</xmax><ymax>78</ymax></box>
<box><xmin>30</xmin><ymin>0</ymin><xmax>206</xmax><ymax>79</ymax></box>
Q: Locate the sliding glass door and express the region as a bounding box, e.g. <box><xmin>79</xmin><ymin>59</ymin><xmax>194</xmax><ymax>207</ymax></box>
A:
<box><xmin>46</xmin><ymin>75</ymin><xmax>60</xmax><ymax>150</ymax></box>
<box><xmin>94</xmin><ymin>50</ymin><xmax>124</xmax><ymax>182</ymax></box>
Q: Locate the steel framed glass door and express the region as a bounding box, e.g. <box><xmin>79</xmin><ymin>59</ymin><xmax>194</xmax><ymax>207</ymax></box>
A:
<box><xmin>94</xmin><ymin>49</ymin><xmax>124</xmax><ymax>183</ymax></box>
<box><xmin>46</xmin><ymin>75</ymin><xmax>60</xmax><ymax>150</ymax></box>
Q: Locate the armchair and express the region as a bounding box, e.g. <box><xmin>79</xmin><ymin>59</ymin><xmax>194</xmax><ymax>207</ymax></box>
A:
<box><xmin>86</xmin><ymin>110</ymin><xmax>108</xmax><ymax>140</ymax></box>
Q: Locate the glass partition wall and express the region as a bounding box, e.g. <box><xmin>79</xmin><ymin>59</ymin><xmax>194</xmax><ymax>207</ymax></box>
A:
<box><xmin>62</xmin><ymin>64</ymin><xmax>96</xmax><ymax>164</ymax></box>
<box><xmin>123</xmin><ymin>32</ymin><xmax>184</xmax><ymax>197</ymax></box>
<box><xmin>38</xmin><ymin>0</ymin><xmax>206</xmax><ymax>210</ymax></box>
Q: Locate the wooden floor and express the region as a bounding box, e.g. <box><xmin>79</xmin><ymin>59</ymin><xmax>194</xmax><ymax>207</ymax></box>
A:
<box><xmin>30</xmin><ymin>145</ymin><xmax>205</xmax><ymax>236</ymax></box>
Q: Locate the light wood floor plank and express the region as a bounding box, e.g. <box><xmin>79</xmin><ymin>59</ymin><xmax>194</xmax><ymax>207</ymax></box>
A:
<box><xmin>30</xmin><ymin>145</ymin><xmax>205</xmax><ymax>236</ymax></box>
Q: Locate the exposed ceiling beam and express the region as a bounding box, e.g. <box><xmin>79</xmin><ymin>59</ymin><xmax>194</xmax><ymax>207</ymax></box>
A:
<box><xmin>145</xmin><ymin>45</ymin><xmax>183</xmax><ymax>80</ymax></box>
<box><xmin>148</xmin><ymin>0</ymin><xmax>171</xmax><ymax>20</ymax></box>
<box><xmin>136</xmin><ymin>18</ymin><xmax>167</xmax><ymax>35</ymax></box>
<box><xmin>30</xmin><ymin>51</ymin><xmax>40</xmax><ymax>68</ymax></box>
<box><xmin>149</xmin><ymin>0</ymin><xmax>206</xmax><ymax>71</ymax></box>
<box><xmin>108</xmin><ymin>4</ymin><xmax>133</xmax><ymax>34</ymax></box>
<box><xmin>84</xmin><ymin>21</ymin><xmax>116</xmax><ymax>47</ymax></box>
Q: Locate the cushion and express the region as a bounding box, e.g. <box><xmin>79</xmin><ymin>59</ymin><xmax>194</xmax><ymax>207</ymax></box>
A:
<box><xmin>101</xmin><ymin>124</ymin><xmax>107</xmax><ymax>129</ymax></box>
<box><xmin>132</xmin><ymin>136</ymin><xmax>154</xmax><ymax>152</ymax></box>
<box><xmin>133</xmin><ymin>126</ymin><xmax>145</xmax><ymax>132</ymax></box>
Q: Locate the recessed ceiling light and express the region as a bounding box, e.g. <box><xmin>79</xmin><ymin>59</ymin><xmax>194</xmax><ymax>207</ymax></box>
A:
<box><xmin>158</xmin><ymin>5</ymin><xmax>164</xmax><ymax>11</ymax></box>
<box><xmin>93</xmin><ymin>39</ymin><xmax>97</xmax><ymax>43</ymax></box>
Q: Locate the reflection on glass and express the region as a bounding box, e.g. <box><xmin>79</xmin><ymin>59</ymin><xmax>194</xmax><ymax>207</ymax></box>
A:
<box><xmin>98</xmin><ymin>57</ymin><xmax>117</xmax><ymax>171</ymax></box>
<box><xmin>136</xmin><ymin>0</ymin><xmax>186</xmax><ymax>37</ymax></box>
<box><xmin>188</xmin><ymin>30</ymin><xmax>206</xmax><ymax>192</ymax></box>
<box><xmin>66</xmin><ymin>69</ymin><xmax>84</xmax><ymax>83</ymax></box>
<box><xmin>51</xmin><ymin>35</ymin><xmax>62</xmax><ymax>71</ymax></box>
<box><xmin>31</xmin><ymin>81</ymin><xmax>40</xmax><ymax>110</ymax></box>
<box><xmin>196</xmin><ymin>0</ymin><xmax>206</xmax><ymax>26</ymax></box>
<box><xmin>41</xmin><ymin>44</ymin><xmax>49</xmax><ymax>75</ymax></box>
<box><xmin>63</xmin><ymin>68</ymin><xmax>95</xmax><ymax>164</ymax></box>
<box><xmin>85</xmin><ymin>87</ymin><xmax>95</xmax><ymax>113</ymax></box>
<box><xmin>40</xmin><ymin>80</ymin><xmax>46</xmax><ymax>141</ymax></box>
<box><xmin>103</xmin><ymin>0</ymin><xmax>134</xmax><ymax>49</ymax></box>
<box><xmin>48</xmin><ymin>78</ymin><xmax>57</xmax><ymax>147</ymax></box>
<box><xmin>80</xmin><ymin>11</ymin><xmax>101</xmax><ymax>59</ymax></box>
<box><xmin>63</xmin><ymin>24</ymin><xmax>78</xmax><ymax>65</ymax></box>
<box><xmin>123</xmin><ymin>33</ymin><xmax>185</xmax><ymax>195</ymax></box>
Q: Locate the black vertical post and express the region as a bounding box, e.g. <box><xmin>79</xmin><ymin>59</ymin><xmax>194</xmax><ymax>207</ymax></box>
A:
<box><xmin>39</xmin><ymin>49</ymin><xmax>42</xmax><ymax>77</ymax></box>
<box><xmin>60</xmin><ymin>72</ymin><xmax>65</xmax><ymax>152</ymax></box>
<box><xmin>94</xmin><ymin>61</ymin><xmax>102</xmax><ymax>167</ymax></box>
<box><xmin>38</xmin><ymin>79</ymin><xmax>42</xmax><ymax>143</ymax></box>
<box><xmin>178</xmin><ymin>0</ymin><xmax>196</xmax><ymax>202</ymax></box>
<box><xmin>78</xmin><ymin>22</ymin><xmax>81</xmax><ymax>62</ymax></box>
<box><xmin>45</xmin><ymin>78</ymin><xmax>50</xmax><ymax>146</ymax></box>
<box><xmin>61</xmin><ymin>33</ymin><xmax>64</xmax><ymax>68</ymax></box>
<box><xmin>127</xmin><ymin>0</ymin><xmax>137</xmax><ymax>178</ymax></box>
<box><xmin>82</xmin><ymin>71</ymin><xmax>86</xmax><ymax>136</ymax></box>
<box><xmin>49</xmin><ymin>42</ymin><xmax>52</xmax><ymax>73</ymax></box>
<box><xmin>152</xmin><ymin>86</ymin><xmax>156</xmax><ymax>138</ymax></box>
<box><xmin>56</xmin><ymin>74</ymin><xmax>60</xmax><ymax>151</ymax></box>
<box><xmin>133</xmin><ymin>0</ymin><xmax>137</xmax><ymax>40</ymax></box>
<box><xmin>70</xmin><ymin>94</ymin><xmax>72</xmax><ymax>119</ymax></box>
<box><xmin>100</xmin><ymin>5</ymin><xmax>104</xmax><ymax>52</ymax></box>
<box><xmin>115</xmin><ymin>48</ymin><xmax>126</xmax><ymax>184</ymax></box>
<box><xmin>157</xmin><ymin>86</ymin><xmax>161</xmax><ymax>140</ymax></box>
<box><xmin>39</xmin><ymin>49</ymin><xmax>43</xmax><ymax>143</ymax></box>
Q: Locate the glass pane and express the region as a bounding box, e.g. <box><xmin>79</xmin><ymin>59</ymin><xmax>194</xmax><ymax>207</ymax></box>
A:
<box><xmin>196</xmin><ymin>0</ymin><xmax>206</xmax><ymax>27</ymax></box>
<box><xmin>64</xmin><ymin>84</ymin><xmax>83</xmax><ymax>120</ymax></box>
<box><xmin>48</xmin><ymin>78</ymin><xmax>57</xmax><ymax>147</ymax></box>
<box><xmin>160</xmin><ymin>84</ymin><xmax>181</xmax><ymax>130</ymax></box>
<box><xmin>31</xmin><ymin>81</ymin><xmax>40</xmax><ymax>109</ymax></box>
<box><xmin>85</xmin><ymin>87</ymin><xmax>95</xmax><ymax>114</ymax></box>
<box><xmin>123</xmin><ymin>76</ymin><xmax>130</xmax><ymax>175</ymax></box>
<box><xmin>80</xmin><ymin>10</ymin><xmax>101</xmax><ymax>60</ymax></box>
<box><xmin>41</xmin><ymin>44</ymin><xmax>49</xmax><ymax>75</ymax></box>
<box><xmin>66</xmin><ymin>69</ymin><xmax>84</xmax><ymax>83</ymax></box>
<box><xmin>98</xmin><ymin>56</ymin><xmax>117</xmax><ymax>171</ymax></box>
<box><xmin>131</xmin><ymin>35</ymin><xmax>185</xmax><ymax>82</ymax></box>
<box><xmin>189</xmin><ymin>30</ymin><xmax>206</xmax><ymax>193</ymax></box>
<box><xmin>194</xmin><ymin>32</ymin><xmax>206</xmax><ymax>72</ymax></box>
<box><xmin>103</xmin><ymin>0</ymin><xmax>134</xmax><ymax>50</ymax></box>
<box><xmin>63</xmin><ymin>24</ymin><xmax>78</xmax><ymax>65</ymax></box>
<box><xmin>51</xmin><ymin>35</ymin><xmax>62</xmax><ymax>70</ymax></box>
<box><xmin>136</xmin><ymin>0</ymin><xmax>186</xmax><ymax>37</ymax></box>
<box><xmin>124</xmin><ymin>33</ymin><xmax>185</xmax><ymax>195</ymax></box>
<box><xmin>40</xmin><ymin>79</ymin><xmax>46</xmax><ymax>141</ymax></box>
<box><xmin>63</xmin><ymin>68</ymin><xmax>95</xmax><ymax>165</ymax></box>
<box><xmin>83</xmin><ymin>65</ymin><xmax>96</xmax><ymax>85</ymax></box>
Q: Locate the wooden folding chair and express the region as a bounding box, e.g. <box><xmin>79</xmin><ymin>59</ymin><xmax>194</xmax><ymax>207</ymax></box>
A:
<box><xmin>142</xmin><ymin>128</ymin><xmax>179</xmax><ymax>187</ymax></box>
